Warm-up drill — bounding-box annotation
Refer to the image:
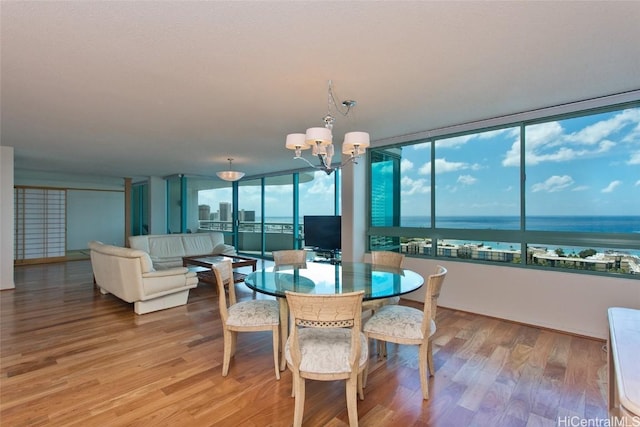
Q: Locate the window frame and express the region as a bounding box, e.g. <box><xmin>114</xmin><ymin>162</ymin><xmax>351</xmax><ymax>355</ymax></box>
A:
<box><xmin>367</xmin><ymin>96</ymin><xmax>640</xmax><ymax>279</ymax></box>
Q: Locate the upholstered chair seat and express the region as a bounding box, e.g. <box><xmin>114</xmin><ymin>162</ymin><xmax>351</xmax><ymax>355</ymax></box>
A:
<box><xmin>285</xmin><ymin>328</ymin><xmax>368</xmax><ymax>374</ymax></box>
<box><xmin>227</xmin><ymin>299</ymin><xmax>279</xmax><ymax>327</ymax></box>
<box><xmin>363</xmin><ymin>305</ymin><xmax>436</xmax><ymax>341</ymax></box>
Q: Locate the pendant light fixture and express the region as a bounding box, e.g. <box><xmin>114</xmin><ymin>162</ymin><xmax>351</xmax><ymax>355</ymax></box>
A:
<box><xmin>216</xmin><ymin>158</ymin><xmax>245</xmax><ymax>182</ymax></box>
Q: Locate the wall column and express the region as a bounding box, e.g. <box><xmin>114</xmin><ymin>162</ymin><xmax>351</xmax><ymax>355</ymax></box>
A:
<box><xmin>124</xmin><ymin>178</ymin><xmax>132</xmax><ymax>246</ymax></box>
<box><xmin>340</xmin><ymin>159</ymin><xmax>366</xmax><ymax>262</ymax></box>
<box><xmin>0</xmin><ymin>146</ymin><xmax>16</xmax><ymax>289</ymax></box>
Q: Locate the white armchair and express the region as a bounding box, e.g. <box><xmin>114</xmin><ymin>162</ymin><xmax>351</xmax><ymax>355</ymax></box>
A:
<box><xmin>89</xmin><ymin>241</ymin><xmax>198</xmax><ymax>315</ymax></box>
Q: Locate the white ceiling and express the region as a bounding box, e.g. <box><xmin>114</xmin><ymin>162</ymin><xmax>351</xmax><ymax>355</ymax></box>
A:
<box><xmin>2</xmin><ymin>1</ymin><xmax>640</xmax><ymax>181</ymax></box>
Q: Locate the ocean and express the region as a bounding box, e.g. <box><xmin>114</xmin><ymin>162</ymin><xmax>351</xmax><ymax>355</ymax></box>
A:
<box><xmin>399</xmin><ymin>215</ymin><xmax>640</xmax><ymax>234</ymax></box>
<box><xmin>262</xmin><ymin>215</ymin><xmax>640</xmax><ymax>234</ymax></box>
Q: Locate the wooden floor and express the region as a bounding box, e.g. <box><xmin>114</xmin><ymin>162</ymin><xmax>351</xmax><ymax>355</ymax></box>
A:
<box><xmin>1</xmin><ymin>260</ymin><xmax>609</xmax><ymax>426</ymax></box>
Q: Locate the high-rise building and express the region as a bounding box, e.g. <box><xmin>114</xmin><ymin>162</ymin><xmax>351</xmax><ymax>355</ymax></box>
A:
<box><xmin>239</xmin><ymin>209</ymin><xmax>255</xmax><ymax>222</ymax></box>
<box><xmin>198</xmin><ymin>204</ymin><xmax>211</xmax><ymax>220</ymax></box>
<box><xmin>219</xmin><ymin>202</ymin><xmax>232</xmax><ymax>222</ymax></box>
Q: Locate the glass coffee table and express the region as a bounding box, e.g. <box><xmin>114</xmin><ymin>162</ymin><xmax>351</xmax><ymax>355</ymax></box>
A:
<box><xmin>182</xmin><ymin>255</ymin><xmax>258</xmax><ymax>284</ymax></box>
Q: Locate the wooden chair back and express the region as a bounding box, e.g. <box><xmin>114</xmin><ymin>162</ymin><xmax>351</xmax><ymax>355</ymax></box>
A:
<box><xmin>285</xmin><ymin>291</ymin><xmax>364</xmax><ymax>376</ymax></box>
<box><xmin>273</xmin><ymin>250</ymin><xmax>307</xmax><ymax>270</ymax></box>
<box><xmin>429</xmin><ymin>265</ymin><xmax>447</xmax><ymax>320</ymax></box>
<box><xmin>422</xmin><ymin>265</ymin><xmax>447</xmax><ymax>333</ymax></box>
<box><xmin>212</xmin><ymin>260</ymin><xmax>235</xmax><ymax>322</ymax></box>
<box><xmin>371</xmin><ymin>251</ymin><xmax>405</xmax><ymax>268</ymax></box>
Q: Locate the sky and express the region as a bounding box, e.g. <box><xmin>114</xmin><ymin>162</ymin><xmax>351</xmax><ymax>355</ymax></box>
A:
<box><xmin>200</xmin><ymin>106</ymin><xmax>640</xmax><ymax>219</ymax></box>
<box><xmin>199</xmin><ymin>170</ymin><xmax>337</xmax><ymax>219</ymax></box>
<box><xmin>399</xmin><ymin>106</ymin><xmax>640</xmax><ymax>217</ymax></box>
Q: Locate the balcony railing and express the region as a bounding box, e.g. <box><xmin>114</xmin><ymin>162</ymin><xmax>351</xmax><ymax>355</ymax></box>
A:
<box><xmin>198</xmin><ymin>220</ymin><xmax>303</xmax><ymax>253</ymax></box>
<box><xmin>199</xmin><ymin>220</ymin><xmax>303</xmax><ymax>234</ymax></box>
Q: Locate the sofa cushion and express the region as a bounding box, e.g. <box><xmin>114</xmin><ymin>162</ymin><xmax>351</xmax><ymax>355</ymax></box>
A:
<box><xmin>182</xmin><ymin>234</ymin><xmax>216</xmax><ymax>256</ymax></box>
<box><xmin>128</xmin><ymin>232</ymin><xmax>236</xmax><ymax>270</ymax></box>
<box><xmin>149</xmin><ymin>236</ymin><xmax>187</xmax><ymax>259</ymax></box>
<box><xmin>153</xmin><ymin>258</ymin><xmax>184</xmax><ymax>270</ymax></box>
<box><xmin>128</xmin><ymin>235</ymin><xmax>150</xmax><ymax>254</ymax></box>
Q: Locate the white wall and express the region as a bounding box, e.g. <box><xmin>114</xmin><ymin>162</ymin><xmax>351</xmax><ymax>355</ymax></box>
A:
<box><xmin>0</xmin><ymin>147</ymin><xmax>15</xmax><ymax>290</ymax></box>
<box><xmin>375</xmin><ymin>255</ymin><xmax>640</xmax><ymax>340</ymax></box>
<box><xmin>14</xmin><ymin>171</ymin><xmax>126</xmax><ymax>251</ymax></box>
<box><xmin>67</xmin><ymin>190</ymin><xmax>125</xmax><ymax>249</ymax></box>
<box><xmin>14</xmin><ymin>170</ymin><xmax>124</xmax><ymax>190</ymax></box>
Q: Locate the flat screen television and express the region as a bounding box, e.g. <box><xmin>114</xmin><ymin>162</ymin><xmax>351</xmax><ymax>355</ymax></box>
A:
<box><xmin>303</xmin><ymin>215</ymin><xmax>341</xmax><ymax>251</ymax></box>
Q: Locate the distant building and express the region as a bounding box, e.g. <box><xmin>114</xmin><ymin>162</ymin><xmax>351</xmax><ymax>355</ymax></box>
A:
<box><xmin>219</xmin><ymin>202</ymin><xmax>232</xmax><ymax>222</ymax></box>
<box><xmin>239</xmin><ymin>209</ymin><xmax>255</xmax><ymax>222</ymax></box>
<box><xmin>198</xmin><ymin>204</ymin><xmax>211</xmax><ymax>220</ymax></box>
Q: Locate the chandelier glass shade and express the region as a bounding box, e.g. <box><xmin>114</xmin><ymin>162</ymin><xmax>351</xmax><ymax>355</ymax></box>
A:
<box><xmin>216</xmin><ymin>158</ymin><xmax>245</xmax><ymax>182</ymax></box>
<box><xmin>285</xmin><ymin>81</ymin><xmax>369</xmax><ymax>174</ymax></box>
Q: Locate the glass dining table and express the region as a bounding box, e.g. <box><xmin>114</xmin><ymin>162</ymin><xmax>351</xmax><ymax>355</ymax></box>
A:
<box><xmin>244</xmin><ymin>261</ymin><xmax>424</xmax><ymax>370</ymax></box>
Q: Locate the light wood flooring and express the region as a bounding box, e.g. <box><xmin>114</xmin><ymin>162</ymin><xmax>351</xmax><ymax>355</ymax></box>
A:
<box><xmin>1</xmin><ymin>260</ymin><xmax>609</xmax><ymax>426</ymax></box>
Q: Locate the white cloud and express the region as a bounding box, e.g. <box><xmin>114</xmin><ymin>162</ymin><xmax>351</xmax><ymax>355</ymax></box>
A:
<box><xmin>567</xmin><ymin>108</ymin><xmax>640</xmax><ymax>145</ymax></box>
<box><xmin>601</xmin><ymin>180</ymin><xmax>622</xmax><ymax>193</ymax></box>
<box><xmin>436</xmin><ymin>135</ymin><xmax>475</xmax><ymax>149</ymax></box>
<box><xmin>457</xmin><ymin>174</ymin><xmax>477</xmax><ymax>185</ymax></box>
<box><xmin>418</xmin><ymin>162</ymin><xmax>431</xmax><ymax>175</ymax></box>
<box><xmin>377</xmin><ymin>163</ymin><xmax>394</xmax><ymax>175</ymax></box>
<box><xmin>503</xmin><ymin>108</ymin><xmax>640</xmax><ymax>167</ymax></box>
<box><xmin>502</xmin><ymin>141</ymin><xmax>521</xmax><ymax>167</ymax></box>
<box><xmin>622</xmin><ymin>121</ymin><xmax>640</xmax><ymax>143</ymax></box>
<box><xmin>531</xmin><ymin>175</ymin><xmax>574</xmax><ymax>193</ymax></box>
<box><xmin>437</xmin><ymin>128</ymin><xmax>517</xmax><ymax>149</ymax></box>
<box><xmin>420</xmin><ymin>158</ymin><xmax>481</xmax><ymax>175</ymax></box>
<box><xmin>305</xmin><ymin>178</ymin><xmax>334</xmax><ymax>194</ymax></box>
<box><xmin>436</xmin><ymin>158</ymin><xmax>468</xmax><ymax>173</ymax></box>
<box><xmin>411</xmin><ymin>142</ymin><xmax>430</xmax><ymax>150</ymax></box>
<box><xmin>401</xmin><ymin>158</ymin><xmax>414</xmax><ymax>171</ymax></box>
<box><xmin>572</xmin><ymin>185</ymin><xmax>589</xmax><ymax>192</ymax></box>
<box><xmin>401</xmin><ymin>176</ymin><xmax>430</xmax><ymax>195</ymax></box>
<box><xmin>628</xmin><ymin>151</ymin><xmax>640</xmax><ymax>165</ymax></box>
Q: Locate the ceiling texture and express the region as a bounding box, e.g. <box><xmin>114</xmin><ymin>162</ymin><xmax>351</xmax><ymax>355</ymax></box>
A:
<box><xmin>2</xmin><ymin>1</ymin><xmax>640</xmax><ymax>182</ymax></box>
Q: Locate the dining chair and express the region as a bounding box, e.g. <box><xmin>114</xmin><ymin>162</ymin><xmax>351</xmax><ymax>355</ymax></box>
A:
<box><xmin>285</xmin><ymin>290</ymin><xmax>367</xmax><ymax>427</ymax></box>
<box><xmin>363</xmin><ymin>265</ymin><xmax>447</xmax><ymax>400</ymax></box>
<box><xmin>362</xmin><ymin>251</ymin><xmax>405</xmax><ymax>312</ymax></box>
<box><xmin>213</xmin><ymin>260</ymin><xmax>281</xmax><ymax>380</ymax></box>
<box><xmin>362</xmin><ymin>251</ymin><xmax>405</xmax><ymax>356</ymax></box>
<box><xmin>272</xmin><ymin>249</ymin><xmax>307</xmax><ymax>270</ymax></box>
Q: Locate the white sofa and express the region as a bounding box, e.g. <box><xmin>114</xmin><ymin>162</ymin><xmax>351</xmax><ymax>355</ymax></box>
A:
<box><xmin>89</xmin><ymin>241</ymin><xmax>198</xmax><ymax>315</ymax></box>
<box><xmin>128</xmin><ymin>232</ymin><xmax>236</xmax><ymax>270</ymax></box>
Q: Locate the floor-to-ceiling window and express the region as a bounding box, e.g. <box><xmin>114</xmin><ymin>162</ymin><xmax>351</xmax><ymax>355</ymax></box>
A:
<box><xmin>369</xmin><ymin>100</ymin><xmax>640</xmax><ymax>277</ymax></box>
<box><xmin>264</xmin><ymin>175</ymin><xmax>294</xmax><ymax>256</ymax></box>
<box><xmin>166</xmin><ymin>175</ymin><xmax>183</xmax><ymax>234</ymax></box>
<box><xmin>131</xmin><ymin>181</ymin><xmax>149</xmax><ymax>235</ymax></box>
<box><xmin>192</xmin><ymin>177</ymin><xmax>234</xmax><ymax>248</ymax></box>
<box><xmin>157</xmin><ymin>169</ymin><xmax>341</xmax><ymax>260</ymax></box>
<box><xmin>237</xmin><ymin>178</ymin><xmax>262</xmax><ymax>256</ymax></box>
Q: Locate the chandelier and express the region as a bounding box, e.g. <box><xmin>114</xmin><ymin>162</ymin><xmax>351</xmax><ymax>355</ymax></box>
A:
<box><xmin>216</xmin><ymin>158</ymin><xmax>245</xmax><ymax>181</ymax></box>
<box><xmin>285</xmin><ymin>80</ymin><xmax>370</xmax><ymax>174</ymax></box>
